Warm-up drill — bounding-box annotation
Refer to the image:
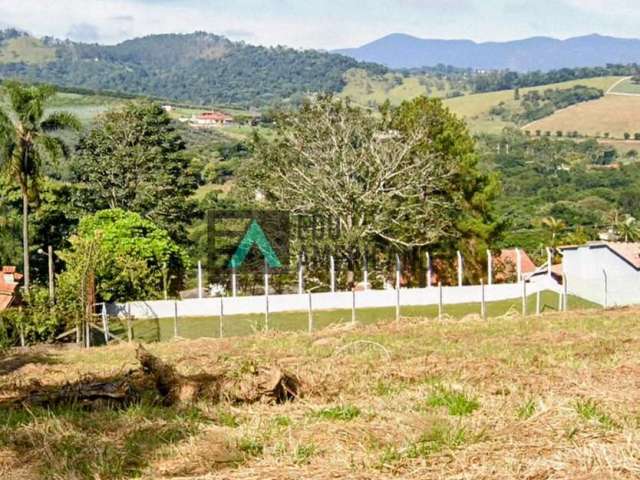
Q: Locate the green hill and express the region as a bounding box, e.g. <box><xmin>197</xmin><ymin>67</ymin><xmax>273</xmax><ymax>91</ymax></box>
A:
<box><xmin>0</xmin><ymin>30</ymin><xmax>387</xmax><ymax>107</ymax></box>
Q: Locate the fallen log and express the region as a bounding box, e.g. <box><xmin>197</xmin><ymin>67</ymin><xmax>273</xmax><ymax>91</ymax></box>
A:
<box><xmin>1</xmin><ymin>345</ymin><xmax>300</xmax><ymax>409</ymax></box>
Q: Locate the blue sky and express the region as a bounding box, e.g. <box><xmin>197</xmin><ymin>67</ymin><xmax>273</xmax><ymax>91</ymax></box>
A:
<box><xmin>0</xmin><ymin>0</ymin><xmax>638</xmax><ymax>49</ymax></box>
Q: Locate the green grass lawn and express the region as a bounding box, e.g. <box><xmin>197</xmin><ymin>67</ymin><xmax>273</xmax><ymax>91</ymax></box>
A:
<box><xmin>111</xmin><ymin>291</ymin><xmax>597</xmax><ymax>343</ymax></box>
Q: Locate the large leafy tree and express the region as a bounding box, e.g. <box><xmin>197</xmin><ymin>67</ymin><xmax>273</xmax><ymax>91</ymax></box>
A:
<box><xmin>72</xmin><ymin>101</ymin><xmax>199</xmax><ymax>243</ymax></box>
<box><xmin>0</xmin><ymin>81</ymin><xmax>80</xmax><ymax>289</ymax></box>
<box><xmin>242</xmin><ymin>95</ymin><xmax>500</xmax><ymax>283</ymax></box>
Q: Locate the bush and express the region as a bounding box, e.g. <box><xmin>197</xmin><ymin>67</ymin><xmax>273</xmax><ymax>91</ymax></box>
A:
<box><xmin>624</xmin><ymin>132</ymin><xmax>631</xmax><ymax>140</ymax></box>
<box><xmin>0</xmin><ymin>288</ymin><xmax>66</xmax><ymax>345</ymax></box>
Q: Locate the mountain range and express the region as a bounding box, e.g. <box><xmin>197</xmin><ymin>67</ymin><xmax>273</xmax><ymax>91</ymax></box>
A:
<box><xmin>335</xmin><ymin>33</ymin><xmax>640</xmax><ymax>71</ymax></box>
<box><xmin>0</xmin><ymin>29</ymin><xmax>387</xmax><ymax>106</ymax></box>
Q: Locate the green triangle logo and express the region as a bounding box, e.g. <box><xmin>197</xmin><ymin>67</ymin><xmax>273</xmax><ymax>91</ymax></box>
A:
<box><xmin>228</xmin><ymin>219</ymin><xmax>283</xmax><ymax>269</ymax></box>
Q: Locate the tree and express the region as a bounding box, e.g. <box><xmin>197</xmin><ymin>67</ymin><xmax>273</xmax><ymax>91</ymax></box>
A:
<box><xmin>0</xmin><ymin>81</ymin><xmax>80</xmax><ymax>290</ymax></box>
<box><xmin>72</xmin><ymin>101</ymin><xmax>198</xmax><ymax>243</ymax></box>
<box><xmin>243</xmin><ymin>95</ymin><xmax>500</xmax><ymax>283</ymax></box>
<box><xmin>541</xmin><ymin>216</ymin><xmax>566</xmax><ymax>246</ymax></box>
<box><xmin>58</xmin><ymin>209</ymin><xmax>189</xmax><ymax>304</ymax></box>
<box><xmin>615</xmin><ymin>215</ymin><xmax>640</xmax><ymax>242</ymax></box>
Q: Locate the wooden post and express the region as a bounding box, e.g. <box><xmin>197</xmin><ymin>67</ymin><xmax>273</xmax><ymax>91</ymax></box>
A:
<box><xmin>457</xmin><ymin>251</ymin><xmax>463</xmax><ymax>287</ymax></box>
<box><xmin>426</xmin><ymin>252</ymin><xmax>432</xmax><ymax>288</ymax></box>
<box><xmin>481</xmin><ymin>279</ymin><xmax>486</xmax><ymax>320</ymax></box>
<box><xmin>219</xmin><ymin>297</ymin><xmax>224</xmax><ymax>338</ymax></box>
<box><xmin>330</xmin><ymin>255</ymin><xmax>336</xmax><ymax>293</ymax></box>
<box><xmin>521</xmin><ymin>281</ymin><xmax>527</xmax><ymax>317</ymax></box>
<box><xmin>308</xmin><ymin>292</ymin><xmax>313</xmax><ymax>333</ymax></box>
<box><xmin>197</xmin><ymin>261</ymin><xmax>203</xmax><ymax>299</ymax></box>
<box><xmin>173</xmin><ymin>300</ymin><xmax>178</xmax><ymax>338</ymax></box>
<box><xmin>264</xmin><ymin>259</ymin><xmax>270</xmax><ymax>332</ymax></box>
<box><xmin>438</xmin><ymin>282</ymin><xmax>443</xmax><ymax>320</ymax></box>
<box><xmin>487</xmin><ymin>249</ymin><xmax>493</xmax><ymax>285</ymax></box>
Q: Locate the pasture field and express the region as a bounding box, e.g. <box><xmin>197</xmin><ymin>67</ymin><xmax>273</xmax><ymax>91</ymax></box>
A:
<box><xmin>523</xmin><ymin>94</ymin><xmax>640</xmax><ymax>139</ymax></box>
<box><xmin>444</xmin><ymin>76</ymin><xmax>622</xmax><ymax>133</ymax></box>
<box><xmin>609</xmin><ymin>77</ymin><xmax>640</xmax><ymax>95</ymax></box>
<box><xmin>1</xmin><ymin>305</ymin><xmax>639</xmax><ymax>479</ymax></box>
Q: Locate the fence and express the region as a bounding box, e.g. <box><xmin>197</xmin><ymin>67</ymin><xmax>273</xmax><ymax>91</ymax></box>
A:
<box><xmin>103</xmin><ymin>276</ymin><xmax>571</xmax><ymax>343</ymax></box>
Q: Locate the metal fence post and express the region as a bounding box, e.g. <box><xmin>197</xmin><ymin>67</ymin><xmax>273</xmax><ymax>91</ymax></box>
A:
<box><xmin>438</xmin><ymin>282</ymin><xmax>443</xmax><ymax>320</ymax></box>
<box><xmin>363</xmin><ymin>255</ymin><xmax>369</xmax><ymax>290</ymax></box>
<box><xmin>563</xmin><ymin>274</ymin><xmax>568</xmax><ymax>312</ymax></box>
<box><xmin>536</xmin><ymin>290</ymin><xmax>541</xmax><ymax>316</ymax></box>
<box><xmin>521</xmin><ymin>280</ymin><xmax>527</xmax><ymax>317</ymax></box>
<box><xmin>197</xmin><ymin>261</ymin><xmax>203</xmax><ymax>299</ymax></box>
<box><xmin>457</xmin><ymin>251</ymin><xmax>463</xmax><ymax>287</ymax></box>
<box><xmin>426</xmin><ymin>252</ymin><xmax>432</xmax><ymax>288</ymax></box>
<box><xmin>516</xmin><ymin>248</ymin><xmax>523</xmax><ymax>283</ymax></box>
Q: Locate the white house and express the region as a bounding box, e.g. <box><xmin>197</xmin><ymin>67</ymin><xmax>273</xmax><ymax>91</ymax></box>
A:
<box><xmin>560</xmin><ymin>242</ymin><xmax>640</xmax><ymax>307</ymax></box>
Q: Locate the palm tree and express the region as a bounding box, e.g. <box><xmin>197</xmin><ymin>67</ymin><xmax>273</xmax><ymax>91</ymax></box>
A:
<box><xmin>0</xmin><ymin>81</ymin><xmax>80</xmax><ymax>290</ymax></box>
<box><xmin>541</xmin><ymin>216</ymin><xmax>566</xmax><ymax>246</ymax></box>
<box><xmin>616</xmin><ymin>215</ymin><xmax>640</xmax><ymax>242</ymax></box>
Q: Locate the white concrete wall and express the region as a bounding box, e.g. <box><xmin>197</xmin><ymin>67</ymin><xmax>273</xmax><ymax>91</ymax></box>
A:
<box><xmin>108</xmin><ymin>280</ymin><xmax>561</xmax><ymax>320</ymax></box>
<box><xmin>563</xmin><ymin>246</ymin><xmax>640</xmax><ymax>307</ymax></box>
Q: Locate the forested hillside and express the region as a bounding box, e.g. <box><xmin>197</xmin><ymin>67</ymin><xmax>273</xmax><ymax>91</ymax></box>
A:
<box><xmin>0</xmin><ymin>30</ymin><xmax>387</xmax><ymax>106</ymax></box>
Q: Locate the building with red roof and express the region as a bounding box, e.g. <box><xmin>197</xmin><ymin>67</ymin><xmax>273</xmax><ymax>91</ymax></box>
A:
<box><xmin>0</xmin><ymin>266</ymin><xmax>22</xmax><ymax>312</ymax></box>
<box><xmin>190</xmin><ymin>111</ymin><xmax>234</xmax><ymax>128</ymax></box>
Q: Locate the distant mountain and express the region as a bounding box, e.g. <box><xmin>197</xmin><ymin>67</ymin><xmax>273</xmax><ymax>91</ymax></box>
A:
<box><xmin>0</xmin><ymin>30</ymin><xmax>387</xmax><ymax>106</ymax></box>
<box><xmin>335</xmin><ymin>33</ymin><xmax>640</xmax><ymax>71</ymax></box>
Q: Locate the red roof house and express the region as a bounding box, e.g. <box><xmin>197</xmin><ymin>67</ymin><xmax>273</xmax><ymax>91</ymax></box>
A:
<box><xmin>0</xmin><ymin>266</ymin><xmax>22</xmax><ymax>312</ymax></box>
<box><xmin>493</xmin><ymin>249</ymin><xmax>537</xmax><ymax>282</ymax></box>
<box><xmin>190</xmin><ymin>111</ymin><xmax>234</xmax><ymax>128</ymax></box>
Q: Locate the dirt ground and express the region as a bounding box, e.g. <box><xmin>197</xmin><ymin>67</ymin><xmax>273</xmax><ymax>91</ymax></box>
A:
<box><xmin>1</xmin><ymin>307</ymin><xmax>640</xmax><ymax>479</ymax></box>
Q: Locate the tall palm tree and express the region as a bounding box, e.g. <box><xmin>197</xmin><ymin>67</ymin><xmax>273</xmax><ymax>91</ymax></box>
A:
<box><xmin>0</xmin><ymin>81</ymin><xmax>80</xmax><ymax>290</ymax></box>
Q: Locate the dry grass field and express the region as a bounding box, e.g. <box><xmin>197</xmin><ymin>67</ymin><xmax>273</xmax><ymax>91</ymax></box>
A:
<box><xmin>524</xmin><ymin>94</ymin><xmax>640</xmax><ymax>139</ymax></box>
<box><xmin>2</xmin><ymin>306</ymin><xmax>640</xmax><ymax>479</ymax></box>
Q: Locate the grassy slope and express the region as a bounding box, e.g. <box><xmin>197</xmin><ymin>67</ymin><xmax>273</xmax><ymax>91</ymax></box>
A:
<box><xmin>2</xmin><ymin>306</ymin><xmax>640</xmax><ymax>479</ymax></box>
<box><xmin>524</xmin><ymin>95</ymin><xmax>640</xmax><ymax>139</ymax></box>
<box><xmin>0</xmin><ymin>37</ymin><xmax>56</xmax><ymax>65</ymax></box>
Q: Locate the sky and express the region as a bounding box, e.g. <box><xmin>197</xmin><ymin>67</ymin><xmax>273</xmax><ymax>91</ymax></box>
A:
<box><xmin>0</xmin><ymin>0</ymin><xmax>639</xmax><ymax>49</ymax></box>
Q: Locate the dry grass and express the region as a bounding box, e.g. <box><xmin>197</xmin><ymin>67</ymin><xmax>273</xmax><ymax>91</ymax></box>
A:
<box><xmin>2</xmin><ymin>307</ymin><xmax>640</xmax><ymax>479</ymax></box>
<box><xmin>524</xmin><ymin>94</ymin><xmax>640</xmax><ymax>139</ymax></box>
